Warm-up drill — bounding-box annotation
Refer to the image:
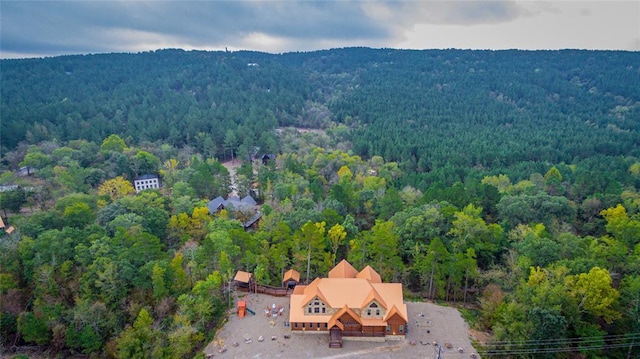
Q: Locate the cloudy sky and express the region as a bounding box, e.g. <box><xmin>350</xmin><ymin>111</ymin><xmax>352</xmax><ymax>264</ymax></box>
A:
<box><xmin>1</xmin><ymin>0</ymin><xmax>639</xmax><ymax>59</ymax></box>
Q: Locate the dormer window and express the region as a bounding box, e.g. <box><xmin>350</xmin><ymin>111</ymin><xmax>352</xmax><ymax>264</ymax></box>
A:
<box><xmin>366</xmin><ymin>301</ymin><xmax>382</xmax><ymax>317</ymax></box>
<box><xmin>307</xmin><ymin>297</ymin><xmax>326</xmax><ymax>315</ymax></box>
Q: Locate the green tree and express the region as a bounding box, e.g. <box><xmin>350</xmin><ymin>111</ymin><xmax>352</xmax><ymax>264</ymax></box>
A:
<box><xmin>20</xmin><ymin>150</ymin><xmax>52</xmax><ymax>171</ymax></box>
<box><xmin>17</xmin><ymin>312</ymin><xmax>50</xmax><ymax>345</ymax></box>
<box><xmin>65</xmin><ymin>324</ymin><xmax>102</xmax><ymax>354</ymax></box>
<box><xmin>116</xmin><ymin>308</ymin><xmax>162</xmax><ymax>359</ymax></box>
<box><xmin>130</xmin><ymin>150</ymin><xmax>161</xmax><ymax>177</ymax></box>
<box><xmin>423</xmin><ymin>237</ymin><xmax>450</xmax><ymax>299</ymax></box>
<box><xmin>296</xmin><ymin>221</ymin><xmax>326</xmax><ymax>283</ymax></box>
<box><xmin>600</xmin><ymin>204</ymin><xmax>640</xmax><ymax>248</ymax></box>
<box><xmin>63</xmin><ymin>202</ymin><xmax>95</xmax><ymax>228</ymax></box>
<box><xmin>152</xmin><ymin>263</ymin><xmax>168</xmax><ymax>300</ymax></box>
<box><xmin>448</xmin><ymin>204</ymin><xmax>504</xmax><ymax>269</ymax></box>
<box><xmin>566</xmin><ymin>267</ymin><xmax>621</xmax><ymax>324</ymax></box>
<box><xmin>327</xmin><ymin>223</ymin><xmax>347</xmax><ymax>266</ymax></box>
<box><xmin>100</xmin><ymin>134</ymin><xmax>127</xmax><ymax>153</ymax></box>
<box><xmin>368</xmin><ymin>219</ymin><xmax>402</xmax><ymax>281</ymax></box>
<box><xmin>0</xmin><ymin>187</ymin><xmax>26</xmax><ymax>217</ymax></box>
<box><xmin>187</xmin><ymin>157</ymin><xmax>231</xmax><ymax>199</ymax></box>
<box><xmin>497</xmin><ymin>193</ymin><xmax>575</xmax><ymax>229</ymax></box>
<box><xmin>223</xmin><ymin>129</ymin><xmax>238</xmax><ymax>162</ymax></box>
<box><xmin>167</xmin><ymin>318</ymin><xmax>202</xmax><ymax>359</ymax></box>
<box><xmin>461</xmin><ymin>248</ymin><xmax>478</xmax><ymax>304</ymax></box>
<box><xmin>170</xmin><ymin>252</ymin><xmax>190</xmax><ymax>295</ymax></box>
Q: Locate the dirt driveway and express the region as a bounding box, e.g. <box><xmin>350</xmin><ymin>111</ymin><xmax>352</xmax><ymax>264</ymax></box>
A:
<box><xmin>204</xmin><ymin>293</ymin><xmax>479</xmax><ymax>359</ymax></box>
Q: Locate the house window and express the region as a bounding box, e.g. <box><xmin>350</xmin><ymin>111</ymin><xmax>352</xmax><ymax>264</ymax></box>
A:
<box><xmin>294</xmin><ymin>323</ymin><xmax>298</xmax><ymax>328</ymax></box>
<box><xmin>386</xmin><ymin>325</ymin><xmax>391</xmax><ymax>333</ymax></box>
<box><xmin>302</xmin><ymin>323</ymin><xmax>305</xmax><ymax>328</ymax></box>
<box><xmin>308</xmin><ymin>298</ymin><xmax>325</xmax><ymax>315</ymax></box>
<box><xmin>370</xmin><ymin>303</ymin><xmax>378</xmax><ymax>308</ymax></box>
<box><xmin>376</xmin><ymin>310</ymin><xmax>380</xmax><ymax>316</ymax></box>
<box><xmin>399</xmin><ymin>325</ymin><xmax>404</xmax><ymax>333</ymax></box>
<box><xmin>367</xmin><ymin>309</ymin><xmax>371</xmax><ymax>316</ymax></box>
<box><xmin>324</xmin><ymin>323</ymin><xmax>327</xmax><ymax>328</ymax></box>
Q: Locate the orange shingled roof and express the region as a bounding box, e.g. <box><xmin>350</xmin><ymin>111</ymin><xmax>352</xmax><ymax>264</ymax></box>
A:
<box><xmin>327</xmin><ymin>305</ymin><xmax>362</xmax><ymax>329</ymax></box>
<box><xmin>383</xmin><ymin>304</ymin><xmax>408</xmax><ymax>323</ymax></box>
<box><xmin>328</xmin><ymin>259</ymin><xmax>358</xmax><ymax>278</ymax></box>
<box><xmin>282</xmin><ymin>268</ymin><xmax>300</xmax><ymax>283</ymax></box>
<box><xmin>356</xmin><ymin>265</ymin><xmax>382</xmax><ymax>283</ymax></box>
<box><xmin>359</xmin><ymin>285</ymin><xmax>387</xmax><ymax>309</ymax></box>
<box><xmin>330</xmin><ymin>319</ymin><xmax>344</xmax><ymax>330</ymax></box>
<box><xmin>289</xmin><ymin>260</ymin><xmax>408</xmax><ymax>326</ymax></box>
<box><xmin>292</xmin><ymin>285</ymin><xmax>306</xmax><ymax>295</ymax></box>
<box><xmin>301</xmin><ymin>278</ymin><xmax>330</xmax><ymax>306</ymax></box>
<box><xmin>233</xmin><ymin>270</ymin><xmax>253</xmax><ymax>283</ymax></box>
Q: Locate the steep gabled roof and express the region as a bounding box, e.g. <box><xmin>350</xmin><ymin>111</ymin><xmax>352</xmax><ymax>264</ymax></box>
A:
<box><xmin>283</xmin><ymin>268</ymin><xmax>301</xmax><ymax>283</ymax></box>
<box><xmin>302</xmin><ymin>278</ymin><xmax>330</xmax><ymax>306</ymax></box>
<box><xmin>233</xmin><ymin>270</ymin><xmax>253</xmax><ymax>283</ymax></box>
<box><xmin>241</xmin><ymin>195</ymin><xmax>257</xmax><ymax>206</ymax></box>
<box><xmin>327</xmin><ymin>305</ymin><xmax>363</xmax><ymax>330</ymax></box>
<box><xmin>359</xmin><ymin>285</ymin><xmax>387</xmax><ymax>310</ymax></box>
<box><xmin>329</xmin><ymin>319</ymin><xmax>344</xmax><ymax>330</ymax></box>
<box><xmin>328</xmin><ymin>259</ymin><xmax>358</xmax><ymax>278</ymax></box>
<box><xmin>356</xmin><ymin>265</ymin><xmax>382</xmax><ymax>283</ymax></box>
<box><xmin>383</xmin><ymin>304</ymin><xmax>408</xmax><ymax>323</ymax></box>
<box><xmin>207</xmin><ymin>196</ymin><xmax>226</xmax><ymax>213</ymax></box>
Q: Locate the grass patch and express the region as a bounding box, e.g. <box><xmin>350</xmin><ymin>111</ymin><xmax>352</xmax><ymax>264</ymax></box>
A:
<box><xmin>458</xmin><ymin>307</ymin><xmax>480</xmax><ymax>329</ymax></box>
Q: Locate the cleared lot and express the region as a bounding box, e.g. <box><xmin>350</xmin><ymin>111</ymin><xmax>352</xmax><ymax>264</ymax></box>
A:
<box><xmin>204</xmin><ymin>293</ymin><xmax>479</xmax><ymax>359</ymax></box>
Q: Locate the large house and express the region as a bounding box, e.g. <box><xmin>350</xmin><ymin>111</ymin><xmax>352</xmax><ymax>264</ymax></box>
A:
<box><xmin>289</xmin><ymin>260</ymin><xmax>408</xmax><ymax>347</ymax></box>
<box><xmin>207</xmin><ymin>195</ymin><xmax>262</xmax><ymax>229</ymax></box>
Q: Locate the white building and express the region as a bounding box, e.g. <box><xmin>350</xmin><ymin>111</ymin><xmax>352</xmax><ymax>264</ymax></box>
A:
<box><xmin>133</xmin><ymin>174</ymin><xmax>160</xmax><ymax>193</ymax></box>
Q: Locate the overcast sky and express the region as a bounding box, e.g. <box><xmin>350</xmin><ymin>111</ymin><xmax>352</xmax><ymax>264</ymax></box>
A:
<box><xmin>1</xmin><ymin>1</ymin><xmax>639</xmax><ymax>59</ymax></box>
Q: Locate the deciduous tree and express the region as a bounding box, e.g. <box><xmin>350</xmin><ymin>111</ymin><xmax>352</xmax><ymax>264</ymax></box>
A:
<box><xmin>98</xmin><ymin>176</ymin><xmax>135</xmax><ymax>201</ymax></box>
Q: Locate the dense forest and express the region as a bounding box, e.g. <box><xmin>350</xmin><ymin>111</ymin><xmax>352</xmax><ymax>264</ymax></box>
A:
<box><xmin>1</xmin><ymin>48</ymin><xmax>639</xmax><ymax>358</ymax></box>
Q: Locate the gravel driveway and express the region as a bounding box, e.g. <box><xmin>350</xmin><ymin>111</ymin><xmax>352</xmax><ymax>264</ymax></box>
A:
<box><xmin>204</xmin><ymin>293</ymin><xmax>479</xmax><ymax>359</ymax></box>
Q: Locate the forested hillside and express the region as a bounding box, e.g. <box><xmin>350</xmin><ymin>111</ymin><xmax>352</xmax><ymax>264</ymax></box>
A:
<box><xmin>1</xmin><ymin>48</ymin><xmax>639</xmax><ymax>358</ymax></box>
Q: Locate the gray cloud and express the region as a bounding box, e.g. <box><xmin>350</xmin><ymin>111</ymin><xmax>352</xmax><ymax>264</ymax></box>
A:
<box><xmin>1</xmin><ymin>1</ymin><xmax>395</xmax><ymax>57</ymax></box>
<box><xmin>399</xmin><ymin>1</ymin><xmax>524</xmax><ymax>25</ymax></box>
<box><xmin>1</xmin><ymin>1</ymin><xmax>637</xmax><ymax>58</ymax></box>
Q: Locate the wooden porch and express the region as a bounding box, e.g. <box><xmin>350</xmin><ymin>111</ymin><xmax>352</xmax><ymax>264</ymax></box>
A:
<box><xmin>329</xmin><ymin>327</ymin><xmax>342</xmax><ymax>348</ymax></box>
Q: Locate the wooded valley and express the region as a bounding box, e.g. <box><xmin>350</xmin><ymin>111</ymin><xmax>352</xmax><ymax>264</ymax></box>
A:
<box><xmin>1</xmin><ymin>48</ymin><xmax>639</xmax><ymax>358</ymax></box>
